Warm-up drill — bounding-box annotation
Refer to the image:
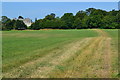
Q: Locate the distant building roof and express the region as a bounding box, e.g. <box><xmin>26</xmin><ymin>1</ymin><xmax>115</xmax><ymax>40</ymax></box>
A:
<box><xmin>13</xmin><ymin>17</ymin><xmax>32</xmax><ymax>27</ymax></box>
<box><xmin>23</xmin><ymin>18</ymin><xmax>32</xmax><ymax>27</ymax></box>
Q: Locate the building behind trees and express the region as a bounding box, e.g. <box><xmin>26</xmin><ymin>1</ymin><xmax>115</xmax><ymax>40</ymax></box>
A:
<box><xmin>1</xmin><ymin>8</ymin><xmax>120</xmax><ymax>30</ymax></box>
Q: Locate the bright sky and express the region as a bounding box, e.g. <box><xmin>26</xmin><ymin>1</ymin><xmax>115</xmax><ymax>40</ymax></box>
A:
<box><xmin>1</xmin><ymin>0</ymin><xmax>119</xmax><ymax>2</ymax></box>
<box><xmin>2</xmin><ymin>2</ymin><xmax>119</xmax><ymax>21</ymax></box>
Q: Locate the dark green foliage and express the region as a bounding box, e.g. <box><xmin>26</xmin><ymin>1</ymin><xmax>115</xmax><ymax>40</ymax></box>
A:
<box><xmin>61</xmin><ymin>13</ymin><xmax>75</xmax><ymax>29</ymax></box>
<box><xmin>116</xmin><ymin>11</ymin><xmax>120</xmax><ymax>29</ymax></box>
<box><xmin>2</xmin><ymin>16</ymin><xmax>14</xmax><ymax>30</ymax></box>
<box><xmin>29</xmin><ymin>9</ymin><xmax>119</xmax><ymax>30</ymax></box>
<box><xmin>2</xmin><ymin>16</ymin><xmax>27</xmax><ymax>30</ymax></box>
<box><xmin>73</xmin><ymin>18</ymin><xmax>82</xmax><ymax>29</ymax></box>
<box><xmin>0</xmin><ymin>21</ymin><xmax>2</xmax><ymax>30</ymax></box>
<box><xmin>2</xmin><ymin>8</ymin><xmax>120</xmax><ymax>30</ymax></box>
<box><xmin>44</xmin><ymin>13</ymin><xmax>55</xmax><ymax>20</ymax></box>
<box><xmin>100</xmin><ymin>10</ymin><xmax>120</xmax><ymax>29</ymax></box>
<box><xmin>30</xmin><ymin>20</ymin><xmax>41</xmax><ymax>30</ymax></box>
<box><xmin>18</xmin><ymin>16</ymin><xmax>24</xmax><ymax>19</ymax></box>
<box><xmin>15</xmin><ymin>20</ymin><xmax>27</xmax><ymax>30</ymax></box>
<box><xmin>75</xmin><ymin>10</ymin><xmax>87</xmax><ymax>20</ymax></box>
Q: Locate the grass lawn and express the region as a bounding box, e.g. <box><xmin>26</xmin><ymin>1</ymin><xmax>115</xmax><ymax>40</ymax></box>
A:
<box><xmin>2</xmin><ymin>29</ymin><xmax>118</xmax><ymax>78</ymax></box>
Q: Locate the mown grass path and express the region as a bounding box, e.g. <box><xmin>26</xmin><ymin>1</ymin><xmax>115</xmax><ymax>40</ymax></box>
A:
<box><xmin>3</xmin><ymin>29</ymin><xmax>118</xmax><ymax>78</ymax></box>
<box><xmin>47</xmin><ymin>29</ymin><xmax>114</xmax><ymax>78</ymax></box>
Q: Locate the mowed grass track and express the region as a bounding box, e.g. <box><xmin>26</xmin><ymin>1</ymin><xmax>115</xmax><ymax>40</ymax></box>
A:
<box><xmin>2</xmin><ymin>29</ymin><xmax>118</xmax><ymax>78</ymax></box>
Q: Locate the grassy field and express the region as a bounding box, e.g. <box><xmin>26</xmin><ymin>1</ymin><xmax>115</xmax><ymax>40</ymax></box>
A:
<box><xmin>2</xmin><ymin>29</ymin><xmax>118</xmax><ymax>78</ymax></box>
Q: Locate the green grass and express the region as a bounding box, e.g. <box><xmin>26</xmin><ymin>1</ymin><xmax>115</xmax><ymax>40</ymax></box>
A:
<box><xmin>2</xmin><ymin>29</ymin><xmax>118</xmax><ymax>78</ymax></box>
<box><xmin>2</xmin><ymin>29</ymin><xmax>98</xmax><ymax>73</ymax></box>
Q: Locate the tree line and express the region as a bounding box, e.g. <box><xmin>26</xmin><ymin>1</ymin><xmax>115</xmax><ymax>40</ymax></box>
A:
<box><xmin>1</xmin><ymin>8</ymin><xmax>120</xmax><ymax>30</ymax></box>
<box><xmin>1</xmin><ymin>16</ymin><xmax>27</xmax><ymax>30</ymax></box>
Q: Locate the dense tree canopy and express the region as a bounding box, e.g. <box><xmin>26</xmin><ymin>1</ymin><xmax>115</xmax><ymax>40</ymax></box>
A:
<box><xmin>2</xmin><ymin>16</ymin><xmax>27</xmax><ymax>30</ymax></box>
<box><xmin>1</xmin><ymin>8</ymin><xmax>120</xmax><ymax>30</ymax></box>
<box><xmin>15</xmin><ymin>20</ymin><xmax>27</xmax><ymax>30</ymax></box>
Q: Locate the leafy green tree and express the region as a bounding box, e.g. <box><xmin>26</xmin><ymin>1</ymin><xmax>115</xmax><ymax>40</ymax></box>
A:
<box><xmin>15</xmin><ymin>20</ymin><xmax>27</xmax><ymax>30</ymax></box>
<box><xmin>18</xmin><ymin>16</ymin><xmax>24</xmax><ymax>19</ymax></box>
<box><xmin>86</xmin><ymin>8</ymin><xmax>96</xmax><ymax>15</ymax></box>
<box><xmin>2</xmin><ymin>16</ymin><xmax>9</xmax><ymax>23</ymax></box>
<box><xmin>2</xmin><ymin>16</ymin><xmax>14</xmax><ymax>30</ymax></box>
<box><xmin>73</xmin><ymin>18</ymin><xmax>82</xmax><ymax>29</ymax></box>
<box><xmin>0</xmin><ymin>20</ymin><xmax>2</xmax><ymax>30</ymax></box>
<box><xmin>30</xmin><ymin>20</ymin><xmax>41</xmax><ymax>30</ymax></box>
<box><xmin>109</xmin><ymin>10</ymin><xmax>119</xmax><ymax>16</ymax></box>
<box><xmin>61</xmin><ymin>13</ymin><xmax>75</xmax><ymax>29</ymax></box>
<box><xmin>75</xmin><ymin>10</ymin><xmax>87</xmax><ymax>20</ymax></box>
<box><xmin>116</xmin><ymin>11</ymin><xmax>120</xmax><ymax>29</ymax></box>
<box><xmin>85</xmin><ymin>15</ymin><xmax>102</xmax><ymax>28</ymax></box>
<box><xmin>44</xmin><ymin>13</ymin><xmax>56</xmax><ymax>20</ymax></box>
<box><xmin>90</xmin><ymin>9</ymin><xmax>107</xmax><ymax>17</ymax></box>
<box><xmin>81</xmin><ymin>16</ymin><xmax>89</xmax><ymax>29</ymax></box>
<box><xmin>101</xmin><ymin>15</ymin><xmax>116</xmax><ymax>29</ymax></box>
<box><xmin>3</xmin><ymin>8</ymin><xmax>120</xmax><ymax>30</ymax></box>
